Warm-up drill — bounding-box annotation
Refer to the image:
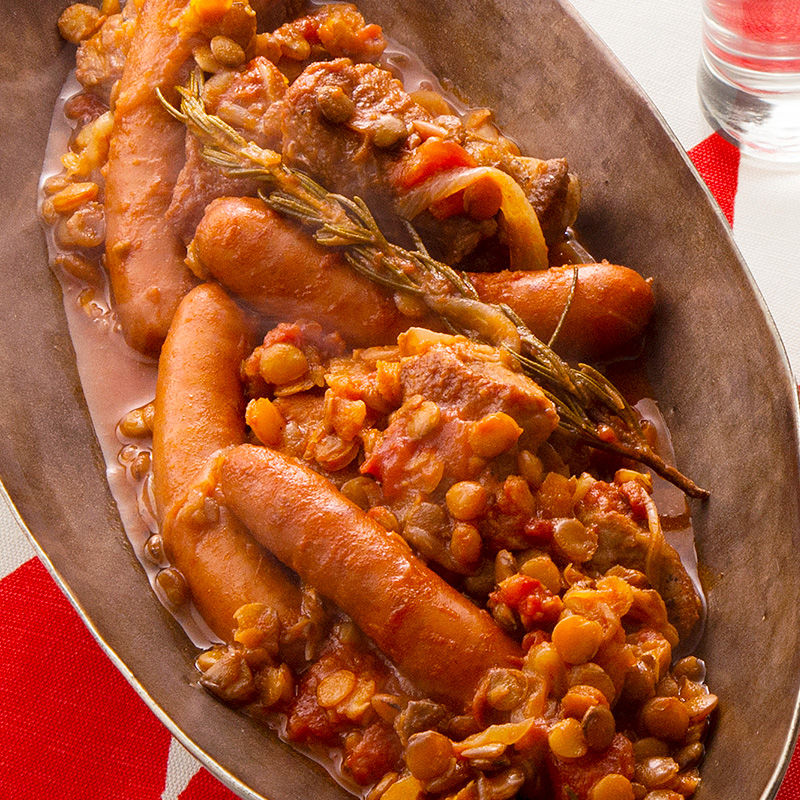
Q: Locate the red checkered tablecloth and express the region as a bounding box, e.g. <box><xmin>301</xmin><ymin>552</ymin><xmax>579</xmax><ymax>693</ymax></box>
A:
<box><xmin>2</xmin><ymin>0</ymin><xmax>799</xmax><ymax>796</ymax></box>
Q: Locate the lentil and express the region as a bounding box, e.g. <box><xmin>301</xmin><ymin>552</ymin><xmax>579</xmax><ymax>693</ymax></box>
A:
<box><xmin>552</xmin><ymin>614</ymin><xmax>604</xmax><ymax>664</ymax></box>
<box><xmin>156</xmin><ymin>567</ymin><xmax>189</xmax><ymax>607</ymax></box>
<box><xmin>589</xmin><ymin>774</ymin><xmax>636</xmax><ymax>800</ymax></box>
<box><xmin>517</xmin><ymin>449</ymin><xmax>544</xmax><ymax>487</ymax></box>
<box><xmin>548</xmin><ymin>717</ymin><xmax>588</xmax><ymax>760</ymax></box>
<box><xmin>484</xmin><ymin>669</ymin><xmax>529</xmax><ymax>711</ymax></box>
<box><xmin>561</xmin><ymin>684</ymin><xmax>608</xmax><ymax>718</ymax></box>
<box><xmin>634</xmin><ymin>757</ymin><xmax>679</xmax><ymax>790</ymax></box>
<box><xmin>582</xmin><ymin>704</ymin><xmax>616</xmax><ymax>751</ymax></box>
<box><xmin>446</xmin><ymin>481</ymin><xmax>488</xmax><ymax>520</ymax></box>
<box><xmin>130</xmin><ymin>450</ymin><xmax>151</xmax><ymax>480</ymax></box>
<box><xmin>341</xmin><ymin>476</ymin><xmax>383</xmax><ymax>509</ymax></box>
<box><xmin>568</xmin><ymin>663</ymin><xmax>617</xmax><ymax>704</ymax></box>
<box><xmin>246</xmin><ymin>397</ymin><xmax>285</xmax><ymax>447</ymax></box>
<box><xmin>258</xmin><ymin>663</ymin><xmax>294</xmax><ymax>707</ymax></box>
<box><xmin>675</xmin><ymin>741</ymin><xmax>704</xmax><ymax>770</ymax></box>
<box><xmin>641</xmin><ymin>697</ymin><xmax>690</xmax><ymax>742</ymax></box>
<box><xmin>119</xmin><ymin>403</ymin><xmax>155</xmax><ymax>438</ymax></box>
<box><xmin>316</xmin><ymin>85</ymin><xmax>357</xmax><ymax>123</ymax></box>
<box><xmin>51</xmin><ymin>182</ymin><xmax>99</xmax><ymax>214</ymax></box>
<box><xmin>632</xmin><ymin>738</ymin><xmax>670</xmax><ymax>760</ymax></box>
<box><xmin>143</xmin><ymin>534</ymin><xmax>166</xmax><ymax>566</ymax></box>
<box><xmin>405</xmin><ymin>731</ymin><xmax>454</xmax><ymax>781</ymax></box>
<box><xmin>193</xmin><ymin>43</ymin><xmax>224</xmax><ymax>73</ymax></box>
<box><xmin>406</xmin><ymin>399</ymin><xmax>441</xmax><ymax>439</ymax></box>
<box><xmin>316</xmin><ymin>669</ymin><xmax>357</xmax><ymax>708</ymax></box>
<box><xmin>672</xmin><ymin>656</ymin><xmax>705</xmax><ymax>682</ymax></box>
<box><xmin>367</xmin><ymin>506</ymin><xmax>401</xmax><ymax>532</ymax></box>
<box><xmin>553</xmin><ymin>517</ymin><xmax>598</xmax><ymax>563</ymax></box>
<box><xmin>519</xmin><ymin>554</ymin><xmax>561</xmax><ymax>594</ymax></box>
<box><xmin>371</xmin><ymin>693</ymin><xmax>404</xmax><ymax>723</ymax></box>
<box><xmin>450</xmin><ymin>522</ymin><xmax>482</xmax><ymax>567</ymax></box>
<box><xmin>469</xmin><ymin>412</ymin><xmax>522</xmax><ymax>458</ymax></box>
<box><xmin>373</xmin><ymin>115</ymin><xmax>408</xmax><ymax>148</ymax></box>
<box><xmin>210</xmin><ymin>34</ymin><xmax>246</xmax><ymax>67</ymax></box>
<box><xmin>259</xmin><ymin>343</ymin><xmax>309</xmax><ymax>385</ymax></box>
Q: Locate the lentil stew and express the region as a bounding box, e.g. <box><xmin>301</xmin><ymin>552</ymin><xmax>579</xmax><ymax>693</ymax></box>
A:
<box><xmin>36</xmin><ymin>2</ymin><xmax>728</xmax><ymax>799</ymax></box>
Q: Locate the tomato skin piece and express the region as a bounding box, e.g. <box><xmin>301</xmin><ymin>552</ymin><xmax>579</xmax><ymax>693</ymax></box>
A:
<box><xmin>547</xmin><ymin>733</ymin><xmax>635</xmax><ymax>800</ymax></box>
<box><xmin>397</xmin><ymin>139</ymin><xmax>477</xmax><ymax>190</ymax></box>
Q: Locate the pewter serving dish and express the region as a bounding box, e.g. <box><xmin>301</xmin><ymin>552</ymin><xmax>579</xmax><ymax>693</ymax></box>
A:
<box><xmin>1</xmin><ymin>0</ymin><xmax>799</xmax><ymax>798</ymax></box>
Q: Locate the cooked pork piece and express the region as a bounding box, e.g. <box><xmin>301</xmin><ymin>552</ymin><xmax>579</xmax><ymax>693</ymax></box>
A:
<box><xmin>167</xmin><ymin>56</ymin><xmax>287</xmax><ymax>243</ymax></box>
<box><xmin>282</xmin><ymin>58</ymin><xmax>580</xmax><ymax>262</ymax></box>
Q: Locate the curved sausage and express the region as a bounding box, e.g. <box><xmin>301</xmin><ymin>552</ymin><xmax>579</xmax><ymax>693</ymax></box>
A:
<box><xmin>192</xmin><ymin>196</ymin><xmax>654</xmax><ymax>360</ymax></box>
<box><xmin>153</xmin><ymin>282</ymin><xmax>251</xmax><ymax>513</ymax></box>
<box><xmin>153</xmin><ymin>283</ymin><xmax>301</xmax><ymax>641</ymax></box>
<box><xmin>191</xmin><ymin>196</ymin><xmax>414</xmax><ymax>348</ymax></box>
<box><xmin>470</xmin><ymin>265</ymin><xmax>655</xmax><ymax>361</ymax></box>
<box><xmin>104</xmin><ymin>0</ymin><xmax>200</xmax><ymax>355</ymax></box>
<box><xmin>220</xmin><ymin>444</ymin><xmax>523</xmax><ymax>709</ymax></box>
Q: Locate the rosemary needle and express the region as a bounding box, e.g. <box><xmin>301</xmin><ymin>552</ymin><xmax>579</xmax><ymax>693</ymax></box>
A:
<box><xmin>157</xmin><ymin>75</ymin><xmax>709</xmax><ymax>499</ymax></box>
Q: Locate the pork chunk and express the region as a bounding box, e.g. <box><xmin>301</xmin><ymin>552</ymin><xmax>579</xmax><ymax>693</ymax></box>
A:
<box><xmin>400</xmin><ymin>343</ymin><xmax>558</xmax><ymax>445</ymax></box>
<box><xmin>281</xmin><ymin>58</ymin><xmax>427</xmax><ymax>208</ymax></box>
<box><xmin>167</xmin><ymin>57</ymin><xmax>287</xmax><ymax>243</ymax></box>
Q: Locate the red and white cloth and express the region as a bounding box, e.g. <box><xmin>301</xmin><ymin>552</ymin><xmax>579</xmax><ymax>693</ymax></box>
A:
<box><xmin>2</xmin><ymin>1</ymin><xmax>799</xmax><ymax>796</ymax></box>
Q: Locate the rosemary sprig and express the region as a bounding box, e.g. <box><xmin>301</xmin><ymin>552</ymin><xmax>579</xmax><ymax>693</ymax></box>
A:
<box><xmin>158</xmin><ymin>75</ymin><xmax>709</xmax><ymax>499</ymax></box>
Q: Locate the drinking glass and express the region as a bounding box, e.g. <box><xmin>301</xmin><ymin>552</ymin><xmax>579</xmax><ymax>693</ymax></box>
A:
<box><xmin>698</xmin><ymin>0</ymin><xmax>800</xmax><ymax>162</ymax></box>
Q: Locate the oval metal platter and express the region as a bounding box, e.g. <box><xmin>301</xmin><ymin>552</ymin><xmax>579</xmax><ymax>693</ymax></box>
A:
<box><xmin>1</xmin><ymin>1</ymin><xmax>799</xmax><ymax>798</ymax></box>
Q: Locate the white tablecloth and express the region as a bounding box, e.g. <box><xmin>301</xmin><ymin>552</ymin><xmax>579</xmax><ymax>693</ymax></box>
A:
<box><xmin>570</xmin><ymin>0</ymin><xmax>800</xmax><ymax>377</ymax></box>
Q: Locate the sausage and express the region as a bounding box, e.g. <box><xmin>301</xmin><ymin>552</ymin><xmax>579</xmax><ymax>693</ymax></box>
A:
<box><xmin>192</xmin><ymin>196</ymin><xmax>654</xmax><ymax>360</ymax></box>
<box><xmin>153</xmin><ymin>283</ymin><xmax>301</xmax><ymax>641</ymax></box>
<box><xmin>469</xmin><ymin>266</ymin><xmax>655</xmax><ymax>361</ymax></box>
<box><xmin>220</xmin><ymin>444</ymin><xmax>523</xmax><ymax>709</ymax></box>
<box><xmin>191</xmin><ymin>197</ymin><xmax>414</xmax><ymax>348</ymax></box>
<box><xmin>153</xmin><ymin>282</ymin><xmax>251</xmax><ymax>514</ymax></box>
<box><xmin>104</xmin><ymin>0</ymin><xmax>200</xmax><ymax>355</ymax></box>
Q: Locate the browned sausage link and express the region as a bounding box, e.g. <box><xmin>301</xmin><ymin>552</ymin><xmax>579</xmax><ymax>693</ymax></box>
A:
<box><xmin>220</xmin><ymin>444</ymin><xmax>523</xmax><ymax>710</ymax></box>
<box><xmin>191</xmin><ymin>197</ymin><xmax>416</xmax><ymax>348</ymax></box>
<box><xmin>469</xmin><ymin>266</ymin><xmax>655</xmax><ymax>361</ymax></box>
<box><xmin>192</xmin><ymin>196</ymin><xmax>654</xmax><ymax>359</ymax></box>
<box><xmin>153</xmin><ymin>283</ymin><xmax>301</xmax><ymax>641</ymax></box>
<box><xmin>153</xmin><ymin>283</ymin><xmax>253</xmax><ymax>514</ymax></box>
<box><xmin>104</xmin><ymin>0</ymin><xmax>200</xmax><ymax>355</ymax></box>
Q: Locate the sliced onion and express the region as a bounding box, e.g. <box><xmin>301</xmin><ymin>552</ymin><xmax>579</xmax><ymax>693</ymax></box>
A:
<box><xmin>427</xmin><ymin>295</ymin><xmax>521</xmax><ymax>353</ymax></box>
<box><xmin>396</xmin><ymin>166</ymin><xmax>548</xmax><ymax>271</ymax></box>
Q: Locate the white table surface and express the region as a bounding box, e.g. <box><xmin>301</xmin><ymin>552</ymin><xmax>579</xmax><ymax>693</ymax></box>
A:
<box><xmin>569</xmin><ymin>0</ymin><xmax>800</xmax><ymax>379</ymax></box>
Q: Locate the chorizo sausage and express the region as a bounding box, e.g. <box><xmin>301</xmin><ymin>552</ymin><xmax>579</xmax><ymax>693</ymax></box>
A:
<box><xmin>220</xmin><ymin>444</ymin><xmax>523</xmax><ymax>709</ymax></box>
<box><xmin>192</xmin><ymin>196</ymin><xmax>654</xmax><ymax>360</ymax></box>
<box><xmin>153</xmin><ymin>283</ymin><xmax>301</xmax><ymax>641</ymax></box>
<box><xmin>104</xmin><ymin>0</ymin><xmax>199</xmax><ymax>355</ymax></box>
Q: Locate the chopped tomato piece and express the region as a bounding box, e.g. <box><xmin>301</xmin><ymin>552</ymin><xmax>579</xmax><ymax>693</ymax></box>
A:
<box><xmin>428</xmin><ymin>189</ymin><xmax>465</xmax><ymax>220</ymax></box>
<box><xmin>618</xmin><ymin>480</ymin><xmax>650</xmax><ymax>522</ymax></box>
<box><xmin>490</xmin><ymin>574</ymin><xmax>563</xmax><ymax>629</ymax></box>
<box><xmin>524</xmin><ymin>518</ymin><xmax>555</xmax><ymax>543</ymax></box>
<box><xmin>546</xmin><ymin>733</ymin><xmax>634</xmax><ymax>800</ymax></box>
<box><xmin>397</xmin><ymin>139</ymin><xmax>477</xmax><ymax>190</ymax></box>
